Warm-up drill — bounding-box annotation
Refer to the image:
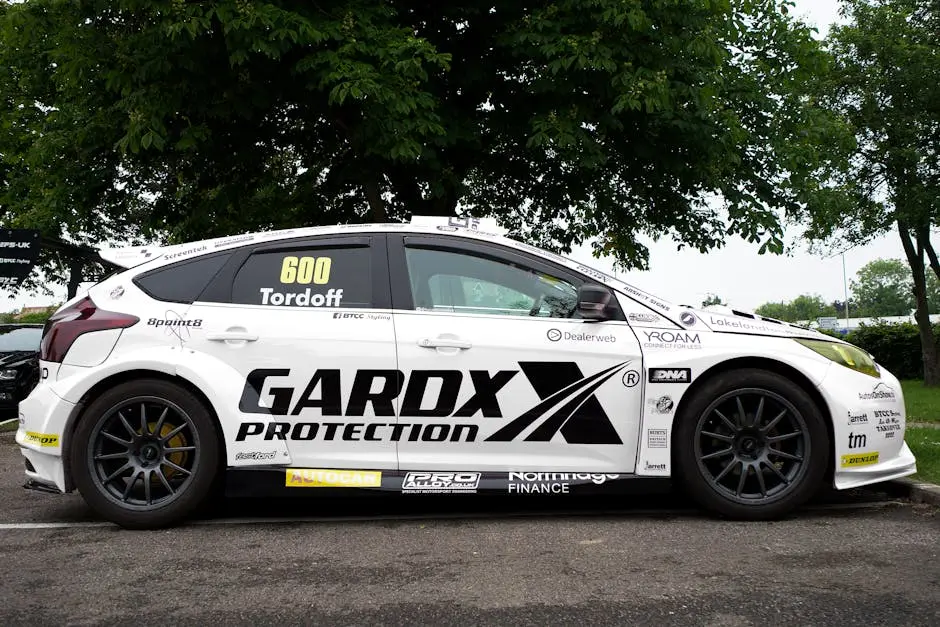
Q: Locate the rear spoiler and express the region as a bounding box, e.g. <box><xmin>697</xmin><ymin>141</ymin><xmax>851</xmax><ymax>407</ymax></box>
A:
<box><xmin>98</xmin><ymin>246</ymin><xmax>162</xmax><ymax>269</ymax></box>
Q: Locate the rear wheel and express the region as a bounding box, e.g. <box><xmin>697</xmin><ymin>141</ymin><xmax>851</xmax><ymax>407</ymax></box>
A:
<box><xmin>70</xmin><ymin>379</ymin><xmax>220</xmax><ymax>529</ymax></box>
<box><xmin>674</xmin><ymin>368</ymin><xmax>829</xmax><ymax>520</ymax></box>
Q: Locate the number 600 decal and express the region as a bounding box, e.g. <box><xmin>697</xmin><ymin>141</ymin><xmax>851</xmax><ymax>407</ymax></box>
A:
<box><xmin>279</xmin><ymin>256</ymin><xmax>332</xmax><ymax>284</ymax></box>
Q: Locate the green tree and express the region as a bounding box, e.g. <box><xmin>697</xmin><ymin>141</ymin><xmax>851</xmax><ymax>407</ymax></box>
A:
<box><xmin>793</xmin><ymin>0</ymin><xmax>940</xmax><ymax>384</ymax></box>
<box><xmin>755</xmin><ymin>294</ymin><xmax>836</xmax><ymax>322</ymax></box>
<box><xmin>1</xmin><ymin>0</ymin><xmax>845</xmax><ymax>293</ymax></box>
<box><xmin>928</xmin><ymin>272</ymin><xmax>940</xmax><ymax>314</ymax></box>
<box><xmin>701</xmin><ymin>293</ymin><xmax>726</xmax><ymax>308</ymax></box>
<box><xmin>850</xmin><ymin>258</ymin><xmax>913</xmax><ymax>317</ymax></box>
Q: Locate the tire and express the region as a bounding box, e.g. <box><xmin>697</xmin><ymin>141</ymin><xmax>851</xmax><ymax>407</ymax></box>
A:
<box><xmin>70</xmin><ymin>379</ymin><xmax>221</xmax><ymax>529</ymax></box>
<box><xmin>673</xmin><ymin>368</ymin><xmax>829</xmax><ymax>520</ymax></box>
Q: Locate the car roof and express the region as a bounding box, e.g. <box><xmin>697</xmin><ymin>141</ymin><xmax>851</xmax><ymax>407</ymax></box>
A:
<box><xmin>99</xmin><ymin>217</ymin><xmax>679</xmax><ymax>315</ymax></box>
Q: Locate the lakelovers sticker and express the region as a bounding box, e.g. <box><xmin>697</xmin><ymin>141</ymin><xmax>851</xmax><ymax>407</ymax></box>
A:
<box><xmin>23</xmin><ymin>431</ymin><xmax>59</xmax><ymax>447</ymax></box>
<box><xmin>285</xmin><ymin>468</ymin><xmax>382</xmax><ymax>487</ymax></box>
<box><xmin>840</xmin><ymin>452</ymin><xmax>879</xmax><ymax>468</ymax></box>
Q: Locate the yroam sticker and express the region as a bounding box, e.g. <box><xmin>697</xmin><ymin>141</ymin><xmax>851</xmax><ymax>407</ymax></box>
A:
<box><xmin>840</xmin><ymin>452</ymin><xmax>879</xmax><ymax>468</ymax></box>
<box><xmin>285</xmin><ymin>468</ymin><xmax>382</xmax><ymax>488</ymax></box>
<box><xmin>23</xmin><ymin>432</ymin><xmax>59</xmax><ymax>447</ymax></box>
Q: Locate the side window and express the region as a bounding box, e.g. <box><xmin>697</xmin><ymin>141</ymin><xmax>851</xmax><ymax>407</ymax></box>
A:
<box><xmin>405</xmin><ymin>247</ymin><xmax>578</xmax><ymax>318</ymax></box>
<box><xmin>231</xmin><ymin>245</ymin><xmax>372</xmax><ymax>308</ymax></box>
<box><xmin>134</xmin><ymin>253</ymin><xmax>232</xmax><ymax>303</ymax></box>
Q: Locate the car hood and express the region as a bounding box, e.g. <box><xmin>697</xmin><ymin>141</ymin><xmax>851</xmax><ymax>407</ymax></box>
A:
<box><xmin>678</xmin><ymin>306</ymin><xmax>843</xmax><ymax>342</ymax></box>
<box><xmin>0</xmin><ymin>351</ymin><xmax>38</xmax><ymax>369</ymax></box>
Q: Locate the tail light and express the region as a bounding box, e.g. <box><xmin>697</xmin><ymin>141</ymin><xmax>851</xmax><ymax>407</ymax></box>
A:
<box><xmin>40</xmin><ymin>296</ymin><xmax>139</xmax><ymax>363</ymax></box>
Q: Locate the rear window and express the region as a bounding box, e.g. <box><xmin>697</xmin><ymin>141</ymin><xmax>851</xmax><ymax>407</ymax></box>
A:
<box><xmin>231</xmin><ymin>246</ymin><xmax>371</xmax><ymax>308</ymax></box>
<box><xmin>0</xmin><ymin>327</ymin><xmax>41</xmax><ymax>351</ymax></box>
<box><xmin>134</xmin><ymin>253</ymin><xmax>232</xmax><ymax>304</ymax></box>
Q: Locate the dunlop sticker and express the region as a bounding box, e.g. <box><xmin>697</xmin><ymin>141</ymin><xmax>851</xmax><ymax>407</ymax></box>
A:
<box><xmin>24</xmin><ymin>432</ymin><xmax>59</xmax><ymax>447</ymax></box>
<box><xmin>840</xmin><ymin>452</ymin><xmax>879</xmax><ymax>468</ymax></box>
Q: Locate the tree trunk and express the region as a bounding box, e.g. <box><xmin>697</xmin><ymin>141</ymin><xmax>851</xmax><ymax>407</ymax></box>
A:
<box><xmin>925</xmin><ymin>238</ymin><xmax>940</xmax><ymax>282</ymax></box>
<box><xmin>364</xmin><ymin>178</ymin><xmax>387</xmax><ymax>222</ymax></box>
<box><xmin>66</xmin><ymin>258</ymin><xmax>84</xmax><ymax>299</ymax></box>
<box><xmin>898</xmin><ymin>221</ymin><xmax>940</xmax><ymax>386</ymax></box>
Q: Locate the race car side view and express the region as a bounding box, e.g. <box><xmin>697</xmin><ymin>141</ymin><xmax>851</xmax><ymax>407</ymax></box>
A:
<box><xmin>16</xmin><ymin>217</ymin><xmax>916</xmax><ymax>528</ymax></box>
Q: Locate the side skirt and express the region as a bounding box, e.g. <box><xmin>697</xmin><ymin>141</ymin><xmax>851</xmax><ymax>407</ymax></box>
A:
<box><xmin>225</xmin><ymin>467</ymin><xmax>672</xmax><ymax>498</ymax></box>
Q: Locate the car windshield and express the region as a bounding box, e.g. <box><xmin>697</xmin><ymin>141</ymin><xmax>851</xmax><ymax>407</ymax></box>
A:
<box><xmin>0</xmin><ymin>327</ymin><xmax>42</xmax><ymax>351</ymax></box>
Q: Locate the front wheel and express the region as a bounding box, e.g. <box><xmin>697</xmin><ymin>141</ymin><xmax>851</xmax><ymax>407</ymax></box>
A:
<box><xmin>70</xmin><ymin>379</ymin><xmax>221</xmax><ymax>529</ymax></box>
<box><xmin>673</xmin><ymin>368</ymin><xmax>829</xmax><ymax>520</ymax></box>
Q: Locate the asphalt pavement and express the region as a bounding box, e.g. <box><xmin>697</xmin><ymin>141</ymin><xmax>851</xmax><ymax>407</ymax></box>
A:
<box><xmin>1</xmin><ymin>432</ymin><xmax>938</xmax><ymax>626</ymax></box>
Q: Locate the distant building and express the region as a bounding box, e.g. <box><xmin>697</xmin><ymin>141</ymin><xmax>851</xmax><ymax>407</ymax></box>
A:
<box><xmin>797</xmin><ymin>314</ymin><xmax>940</xmax><ymax>334</ymax></box>
<box><xmin>14</xmin><ymin>306</ymin><xmax>52</xmax><ymax>320</ymax></box>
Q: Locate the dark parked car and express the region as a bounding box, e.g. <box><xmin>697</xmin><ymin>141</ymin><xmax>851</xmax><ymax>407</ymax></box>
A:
<box><xmin>0</xmin><ymin>323</ymin><xmax>42</xmax><ymax>414</ymax></box>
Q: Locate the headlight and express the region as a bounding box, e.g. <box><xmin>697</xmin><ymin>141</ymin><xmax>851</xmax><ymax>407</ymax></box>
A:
<box><xmin>0</xmin><ymin>369</ymin><xmax>18</xmax><ymax>381</ymax></box>
<box><xmin>794</xmin><ymin>339</ymin><xmax>880</xmax><ymax>378</ymax></box>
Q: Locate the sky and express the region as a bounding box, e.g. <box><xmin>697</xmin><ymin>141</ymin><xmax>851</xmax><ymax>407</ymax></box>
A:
<box><xmin>5</xmin><ymin>0</ymin><xmax>904</xmax><ymax>314</ymax></box>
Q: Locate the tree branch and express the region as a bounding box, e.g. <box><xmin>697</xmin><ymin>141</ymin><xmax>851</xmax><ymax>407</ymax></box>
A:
<box><xmin>925</xmin><ymin>237</ymin><xmax>940</xmax><ymax>282</ymax></box>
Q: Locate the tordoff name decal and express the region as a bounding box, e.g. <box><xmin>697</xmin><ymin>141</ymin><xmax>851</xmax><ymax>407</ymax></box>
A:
<box><xmin>237</xmin><ymin>362</ymin><xmax>629</xmax><ymax>445</ymax></box>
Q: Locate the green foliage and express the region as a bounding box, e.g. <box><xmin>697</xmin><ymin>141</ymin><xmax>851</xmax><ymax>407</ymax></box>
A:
<box><xmin>794</xmin><ymin>0</ymin><xmax>939</xmax><ymax>246</ymax></box>
<box><xmin>851</xmin><ymin>258</ymin><xmax>913</xmax><ymax>317</ymax></box>
<box><xmin>845</xmin><ymin>322</ymin><xmax>940</xmax><ymax>381</ymax></box>
<box><xmin>900</xmin><ymin>380</ymin><xmax>940</xmax><ymax>424</ymax></box>
<box><xmin>15</xmin><ymin>310</ymin><xmax>54</xmax><ymax>323</ymax></box>
<box><xmin>754</xmin><ymin>293</ymin><xmax>837</xmax><ymax>322</ymax></box>
<box><xmin>905</xmin><ymin>427</ymin><xmax>940</xmax><ymax>484</ymax></box>
<box><xmin>0</xmin><ymin>0</ymin><xmax>849</xmax><ymax>291</ymax></box>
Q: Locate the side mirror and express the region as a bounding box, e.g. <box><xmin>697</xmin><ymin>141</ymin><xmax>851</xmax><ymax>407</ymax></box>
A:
<box><xmin>577</xmin><ymin>284</ymin><xmax>613</xmax><ymax>321</ymax></box>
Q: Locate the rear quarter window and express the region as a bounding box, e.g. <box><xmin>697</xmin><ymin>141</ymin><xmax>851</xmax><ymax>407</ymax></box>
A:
<box><xmin>231</xmin><ymin>245</ymin><xmax>372</xmax><ymax>308</ymax></box>
<box><xmin>133</xmin><ymin>253</ymin><xmax>232</xmax><ymax>304</ymax></box>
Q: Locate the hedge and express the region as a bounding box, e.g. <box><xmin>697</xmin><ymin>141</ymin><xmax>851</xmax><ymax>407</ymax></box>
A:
<box><xmin>828</xmin><ymin>322</ymin><xmax>940</xmax><ymax>381</ymax></box>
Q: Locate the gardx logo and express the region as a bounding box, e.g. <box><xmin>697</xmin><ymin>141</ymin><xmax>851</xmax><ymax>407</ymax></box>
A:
<box><xmin>236</xmin><ymin>362</ymin><xmax>630</xmax><ymax>445</ymax></box>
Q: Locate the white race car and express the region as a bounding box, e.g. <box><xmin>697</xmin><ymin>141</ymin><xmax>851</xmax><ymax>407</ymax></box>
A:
<box><xmin>17</xmin><ymin>217</ymin><xmax>916</xmax><ymax>528</ymax></box>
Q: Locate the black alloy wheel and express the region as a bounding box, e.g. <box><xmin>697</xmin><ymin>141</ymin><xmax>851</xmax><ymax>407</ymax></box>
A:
<box><xmin>694</xmin><ymin>389</ymin><xmax>808</xmax><ymax>504</ymax></box>
<box><xmin>71</xmin><ymin>379</ymin><xmax>220</xmax><ymax>529</ymax></box>
<box><xmin>87</xmin><ymin>397</ymin><xmax>199</xmax><ymax>509</ymax></box>
<box><xmin>674</xmin><ymin>368</ymin><xmax>829</xmax><ymax>520</ymax></box>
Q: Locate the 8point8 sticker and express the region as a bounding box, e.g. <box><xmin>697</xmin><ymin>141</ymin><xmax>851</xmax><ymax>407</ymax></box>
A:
<box><xmin>279</xmin><ymin>256</ymin><xmax>332</xmax><ymax>285</ymax></box>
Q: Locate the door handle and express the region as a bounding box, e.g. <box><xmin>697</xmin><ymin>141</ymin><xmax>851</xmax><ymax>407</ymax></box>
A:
<box><xmin>418</xmin><ymin>338</ymin><xmax>472</xmax><ymax>350</ymax></box>
<box><xmin>206</xmin><ymin>331</ymin><xmax>259</xmax><ymax>342</ymax></box>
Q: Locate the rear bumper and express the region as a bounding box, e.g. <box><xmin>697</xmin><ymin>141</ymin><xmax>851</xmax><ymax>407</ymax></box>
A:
<box><xmin>16</xmin><ymin>382</ymin><xmax>76</xmax><ymax>493</ymax></box>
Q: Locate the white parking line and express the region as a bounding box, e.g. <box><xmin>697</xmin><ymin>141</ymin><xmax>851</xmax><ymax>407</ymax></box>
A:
<box><xmin>0</xmin><ymin>500</ymin><xmax>905</xmax><ymax>531</ymax></box>
<box><xmin>0</xmin><ymin>522</ymin><xmax>113</xmax><ymax>530</ymax></box>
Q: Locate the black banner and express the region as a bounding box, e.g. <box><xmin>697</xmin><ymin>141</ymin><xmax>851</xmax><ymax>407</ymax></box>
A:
<box><xmin>0</xmin><ymin>229</ymin><xmax>41</xmax><ymax>289</ymax></box>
